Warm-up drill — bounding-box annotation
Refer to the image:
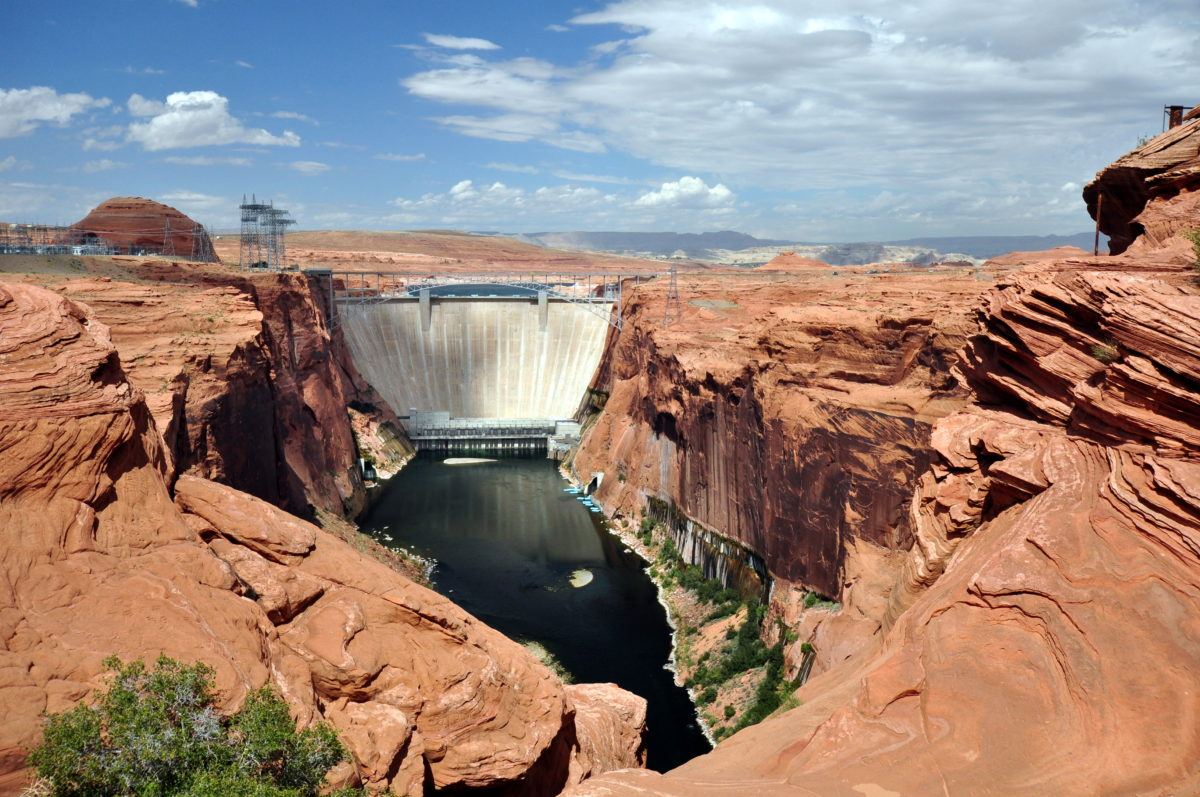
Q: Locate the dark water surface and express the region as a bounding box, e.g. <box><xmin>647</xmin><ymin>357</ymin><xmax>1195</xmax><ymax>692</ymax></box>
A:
<box><xmin>363</xmin><ymin>453</ymin><xmax>711</xmax><ymax>771</ymax></box>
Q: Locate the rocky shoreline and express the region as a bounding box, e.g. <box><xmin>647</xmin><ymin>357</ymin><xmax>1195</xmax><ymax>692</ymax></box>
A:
<box><xmin>561</xmin><ymin>463</ymin><xmax>788</xmax><ymax>746</ymax></box>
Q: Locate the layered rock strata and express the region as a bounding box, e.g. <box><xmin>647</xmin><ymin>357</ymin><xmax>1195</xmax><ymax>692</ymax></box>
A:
<box><xmin>574</xmin><ymin>267</ymin><xmax>990</xmax><ymax>601</ymax></box>
<box><xmin>13</xmin><ymin>259</ymin><xmax>390</xmax><ymax>519</ymax></box>
<box><xmin>0</xmin><ymin>282</ymin><xmax>645</xmax><ymax>794</ymax></box>
<box><xmin>568</xmin><ymin>136</ymin><xmax>1200</xmax><ymax>795</ymax></box>
<box><xmin>1085</xmin><ymin>117</ymin><xmax>1200</xmax><ymax>256</ymax></box>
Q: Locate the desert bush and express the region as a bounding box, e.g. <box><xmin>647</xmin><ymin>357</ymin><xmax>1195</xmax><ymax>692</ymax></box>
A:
<box><xmin>1091</xmin><ymin>342</ymin><xmax>1120</xmax><ymax>363</ymax></box>
<box><xmin>29</xmin><ymin>655</ymin><xmax>346</xmax><ymax>797</ymax></box>
<box><xmin>1184</xmin><ymin>228</ymin><xmax>1200</xmax><ymax>270</ymax></box>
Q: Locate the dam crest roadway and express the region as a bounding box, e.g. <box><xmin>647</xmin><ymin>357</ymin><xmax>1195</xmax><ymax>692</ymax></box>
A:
<box><xmin>310</xmin><ymin>270</ymin><xmax>651</xmax><ymax>450</ymax></box>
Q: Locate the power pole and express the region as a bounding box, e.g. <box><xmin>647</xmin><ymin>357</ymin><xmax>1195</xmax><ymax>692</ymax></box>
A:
<box><xmin>162</xmin><ymin>218</ymin><xmax>175</xmax><ymax>257</ymax></box>
<box><xmin>190</xmin><ymin>222</ymin><xmax>216</xmax><ymax>262</ymax></box>
<box><xmin>663</xmin><ymin>261</ymin><xmax>681</xmax><ymax>326</ymax></box>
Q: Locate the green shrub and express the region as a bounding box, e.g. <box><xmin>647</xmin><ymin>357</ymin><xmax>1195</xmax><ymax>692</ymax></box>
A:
<box><xmin>698</xmin><ymin>687</ymin><xmax>717</xmax><ymax>706</ymax></box>
<box><xmin>729</xmin><ymin>641</ymin><xmax>788</xmax><ymax>733</ymax></box>
<box><xmin>29</xmin><ymin>655</ymin><xmax>346</xmax><ymax>797</ymax></box>
<box><xmin>723</xmin><ymin>705</ymin><xmax>736</xmax><ymax>720</ymax></box>
<box><xmin>1184</xmin><ymin>228</ymin><xmax>1200</xmax><ymax>269</ymax></box>
<box><xmin>1091</xmin><ymin>342</ymin><xmax>1120</xmax><ymax>363</ymax></box>
<box><xmin>802</xmin><ymin>590</ymin><xmax>840</xmax><ymax>611</ymax></box>
<box><xmin>657</xmin><ymin>538</ymin><xmax>680</xmax><ymax>566</ymax></box>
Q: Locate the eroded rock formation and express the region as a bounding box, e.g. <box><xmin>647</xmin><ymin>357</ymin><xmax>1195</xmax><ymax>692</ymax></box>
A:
<box><xmin>14</xmin><ymin>259</ymin><xmax>386</xmax><ymax>519</ymax></box>
<box><xmin>567</xmin><ymin>134</ymin><xmax>1200</xmax><ymax>796</ymax></box>
<box><xmin>0</xmin><ymin>282</ymin><xmax>645</xmax><ymax>794</ymax></box>
<box><xmin>73</xmin><ymin>197</ymin><xmax>216</xmax><ymax>260</ymax></box>
<box><xmin>757</xmin><ymin>251</ymin><xmax>831</xmax><ymax>271</ymax></box>
<box><xmin>1085</xmin><ymin>117</ymin><xmax>1200</xmax><ymax>256</ymax></box>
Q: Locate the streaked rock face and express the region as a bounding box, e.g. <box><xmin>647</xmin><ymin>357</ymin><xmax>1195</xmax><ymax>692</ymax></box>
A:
<box><xmin>574</xmin><ymin>265</ymin><xmax>988</xmax><ymax>598</ymax></box>
<box><xmin>17</xmin><ymin>260</ymin><xmax>371</xmax><ymax>519</ymax></box>
<box><xmin>1085</xmin><ymin>117</ymin><xmax>1200</xmax><ymax>256</ymax></box>
<box><xmin>0</xmin><ymin>282</ymin><xmax>645</xmax><ymax>795</ymax></box>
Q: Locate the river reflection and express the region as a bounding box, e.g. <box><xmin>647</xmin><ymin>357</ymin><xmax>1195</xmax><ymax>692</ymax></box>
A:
<box><xmin>363</xmin><ymin>453</ymin><xmax>712</xmax><ymax>771</ymax></box>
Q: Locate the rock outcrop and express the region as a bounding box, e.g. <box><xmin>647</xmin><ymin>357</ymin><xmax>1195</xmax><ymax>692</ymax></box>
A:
<box><xmin>1085</xmin><ymin>118</ymin><xmax>1200</xmax><ymax>256</ymax></box>
<box><xmin>72</xmin><ymin>197</ymin><xmax>217</xmax><ymax>261</ymax></box>
<box><xmin>0</xmin><ymin>282</ymin><xmax>645</xmax><ymax>794</ymax></box>
<box><xmin>15</xmin><ymin>259</ymin><xmax>385</xmax><ymax>519</ymax></box>
<box><xmin>567</xmin><ymin>151</ymin><xmax>1200</xmax><ymax>795</ymax></box>
<box><xmin>757</xmin><ymin>252</ymin><xmax>830</xmax><ymax>271</ymax></box>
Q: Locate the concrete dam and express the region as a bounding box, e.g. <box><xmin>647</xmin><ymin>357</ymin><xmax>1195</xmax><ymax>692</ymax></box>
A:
<box><xmin>334</xmin><ymin>277</ymin><xmax>620</xmax><ymax>449</ymax></box>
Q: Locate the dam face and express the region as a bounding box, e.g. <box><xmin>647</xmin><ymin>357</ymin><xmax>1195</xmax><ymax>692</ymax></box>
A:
<box><xmin>339</xmin><ymin>295</ymin><xmax>610</xmax><ymax>439</ymax></box>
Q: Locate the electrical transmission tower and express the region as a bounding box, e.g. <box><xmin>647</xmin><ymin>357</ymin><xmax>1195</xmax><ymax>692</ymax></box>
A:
<box><xmin>162</xmin><ymin>218</ymin><xmax>175</xmax><ymax>257</ymax></box>
<box><xmin>663</xmin><ymin>261</ymin><xmax>681</xmax><ymax>326</ymax></box>
<box><xmin>190</xmin><ymin>223</ymin><xmax>216</xmax><ymax>263</ymax></box>
<box><xmin>239</xmin><ymin>194</ymin><xmax>293</xmax><ymax>269</ymax></box>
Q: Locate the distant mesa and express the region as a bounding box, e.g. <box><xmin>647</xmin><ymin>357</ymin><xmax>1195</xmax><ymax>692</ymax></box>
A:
<box><xmin>522</xmin><ymin>230</ymin><xmax>1104</xmax><ymax>265</ymax></box>
<box><xmin>758</xmin><ymin>251</ymin><xmax>831</xmax><ymax>271</ymax></box>
<box><xmin>72</xmin><ymin>196</ymin><xmax>218</xmax><ymax>262</ymax></box>
<box><xmin>984</xmin><ymin>245</ymin><xmax>1091</xmax><ymax>267</ymax></box>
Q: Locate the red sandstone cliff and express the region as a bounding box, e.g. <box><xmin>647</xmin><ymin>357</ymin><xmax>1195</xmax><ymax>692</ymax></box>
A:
<box><xmin>0</xmin><ymin>281</ymin><xmax>645</xmax><ymax>794</ymax></box>
<box><xmin>1085</xmin><ymin>118</ymin><xmax>1200</xmax><ymax>256</ymax></box>
<box><xmin>13</xmin><ymin>258</ymin><xmax>388</xmax><ymax>520</ymax></box>
<box><xmin>574</xmin><ymin>266</ymin><xmax>988</xmax><ymax>605</ymax></box>
<box><xmin>568</xmin><ymin>131</ymin><xmax>1200</xmax><ymax>796</ymax></box>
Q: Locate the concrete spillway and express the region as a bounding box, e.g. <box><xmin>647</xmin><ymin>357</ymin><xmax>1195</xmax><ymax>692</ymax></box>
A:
<box><xmin>339</xmin><ymin>297</ymin><xmax>610</xmax><ymax>421</ymax></box>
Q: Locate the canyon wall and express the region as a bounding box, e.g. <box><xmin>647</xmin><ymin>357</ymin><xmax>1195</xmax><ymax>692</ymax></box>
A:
<box><xmin>568</xmin><ymin>127</ymin><xmax>1200</xmax><ymax>796</ymax></box>
<box><xmin>13</xmin><ymin>259</ymin><xmax>388</xmax><ymax>519</ymax></box>
<box><xmin>0</xmin><ymin>281</ymin><xmax>645</xmax><ymax>794</ymax></box>
<box><xmin>573</xmin><ymin>267</ymin><xmax>987</xmax><ymax>600</ymax></box>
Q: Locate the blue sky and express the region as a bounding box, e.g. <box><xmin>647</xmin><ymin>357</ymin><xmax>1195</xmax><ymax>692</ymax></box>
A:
<box><xmin>2</xmin><ymin>0</ymin><xmax>1197</xmax><ymax>240</ymax></box>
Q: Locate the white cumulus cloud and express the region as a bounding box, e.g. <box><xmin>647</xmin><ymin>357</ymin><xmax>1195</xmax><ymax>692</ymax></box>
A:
<box><xmin>126</xmin><ymin>91</ymin><xmax>300</xmax><ymax>150</ymax></box>
<box><xmin>635</xmin><ymin>176</ymin><xmax>733</xmax><ymax>208</ymax></box>
<box><xmin>399</xmin><ymin>0</ymin><xmax>1200</xmax><ymax>236</ymax></box>
<box><xmin>422</xmin><ymin>33</ymin><xmax>501</xmax><ymax>50</ymax></box>
<box><xmin>388</xmin><ymin>178</ymin><xmax>621</xmax><ymax>227</ymax></box>
<box><xmin>0</xmin><ymin>86</ymin><xmax>110</xmax><ymax>138</ymax></box>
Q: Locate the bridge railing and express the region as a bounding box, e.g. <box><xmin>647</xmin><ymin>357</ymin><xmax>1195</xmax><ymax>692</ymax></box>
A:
<box><xmin>409</xmin><ymin>425</ymin><xmax>555</xmax><ymax>439</ymax></box>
